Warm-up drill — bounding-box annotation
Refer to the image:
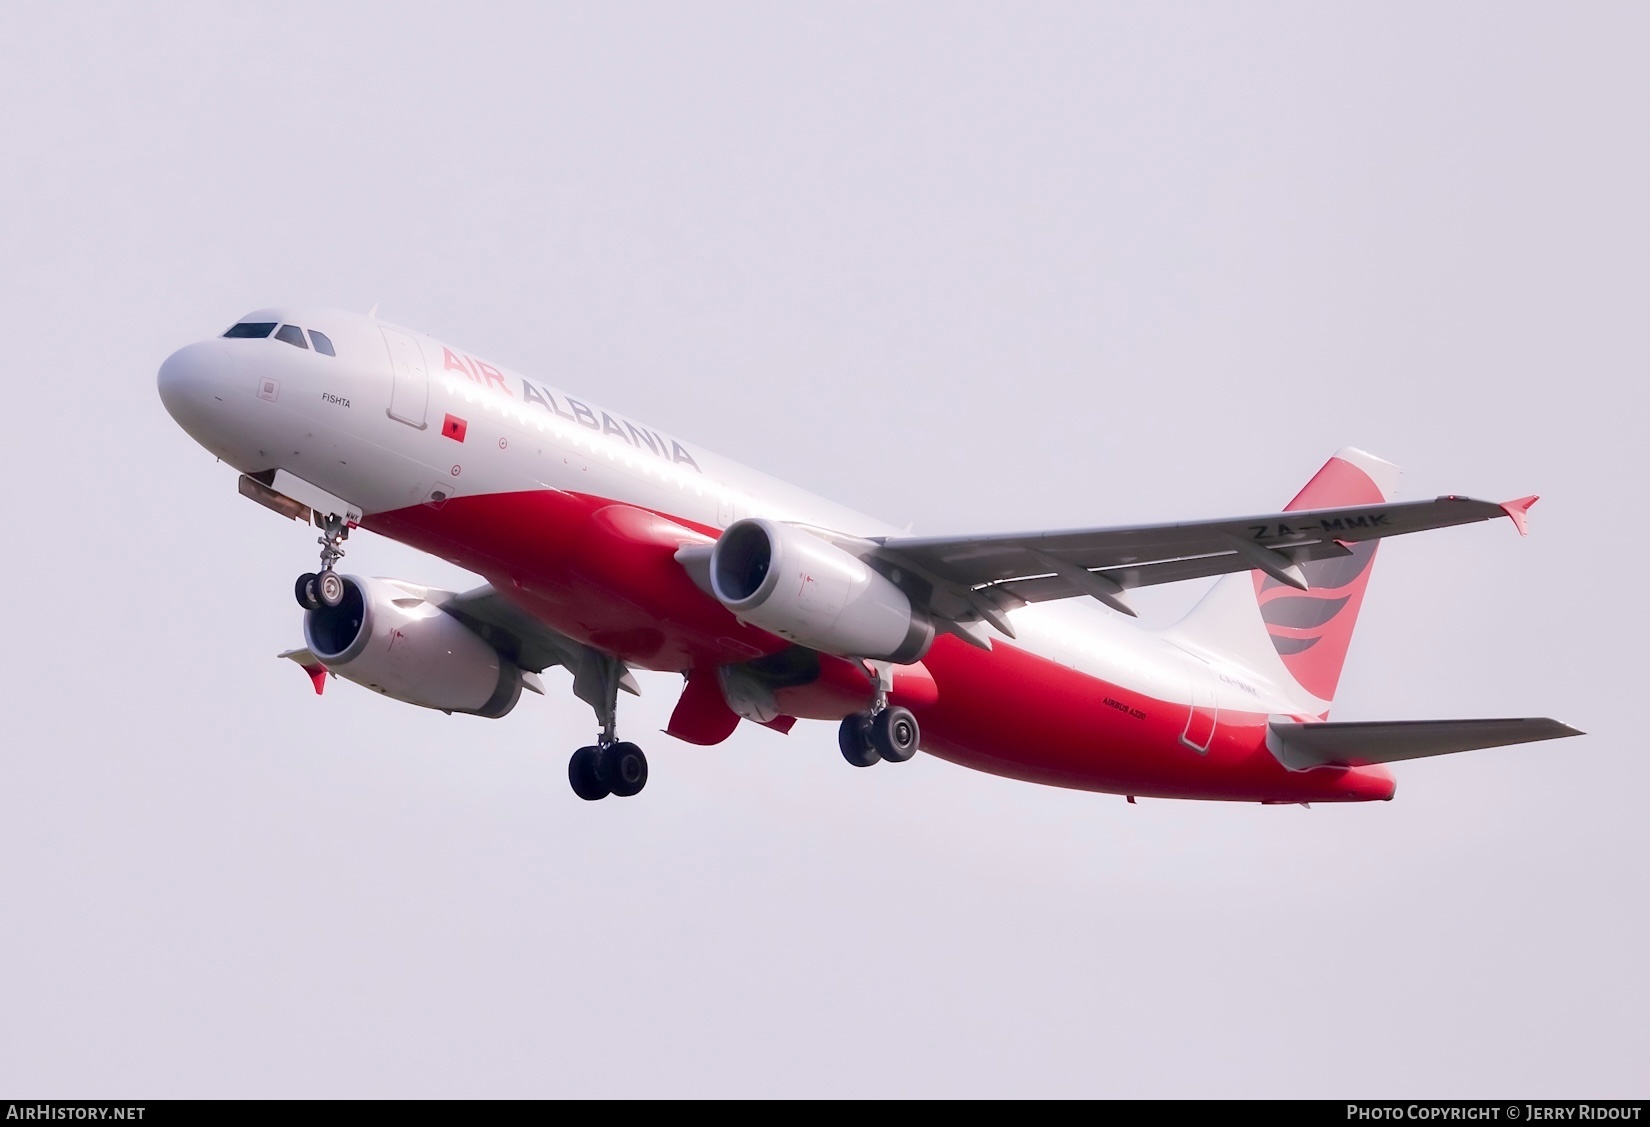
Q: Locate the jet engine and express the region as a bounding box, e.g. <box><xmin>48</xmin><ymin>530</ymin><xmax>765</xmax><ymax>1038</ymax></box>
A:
<box><xmin>303</xmin><ymin>576</ymin><xmax>524</xmax><ymax>717</ymax></box>
<box><xmin>709</xmin><ymin>519</ymin><xmax>934</xmax><ymax>663</ymax></box>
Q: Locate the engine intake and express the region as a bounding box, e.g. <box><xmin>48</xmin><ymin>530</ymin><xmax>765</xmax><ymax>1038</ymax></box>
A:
<box><xmin>709</xmin><ymin>519</ymin><xmax>933</xmax><ymax>663</ymax></box>
<box><xmin>304</xmin><ymin>575</ymin><xmax>523</xmax><ymax>718</ymax></box>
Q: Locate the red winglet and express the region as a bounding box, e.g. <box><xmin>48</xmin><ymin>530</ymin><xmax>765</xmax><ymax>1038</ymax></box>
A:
<box><xmin>1499</xmin><ymin>494</ymin><xmax>1539</xmax><ymax>537</ymax></box>
<box><xmin>303</xmin><ymin>663</ymin><xmax>328</xmax><ymax>695</ymax></box>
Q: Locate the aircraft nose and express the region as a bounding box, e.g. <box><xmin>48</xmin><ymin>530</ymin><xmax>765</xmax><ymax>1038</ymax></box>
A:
<box><xmin>157</xmin><ymin>339</ymin><xmax>233</xmax><ymax>428</ymax></box>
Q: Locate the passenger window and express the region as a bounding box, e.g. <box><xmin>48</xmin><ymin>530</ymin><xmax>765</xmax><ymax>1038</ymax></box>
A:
<box><xmin>274</xmin><ymin>324</ymin><xmax>309</xmax><ymax>349</ymax></box>
<box><xmin>223</xmin><ymin>322</ymin><xmax>277</xmax><ymax>338</ymax></box>
<box><xmin>309</xmin><ymin>330</ymin><xmax>336</xmax><ymax>357</ymax></box>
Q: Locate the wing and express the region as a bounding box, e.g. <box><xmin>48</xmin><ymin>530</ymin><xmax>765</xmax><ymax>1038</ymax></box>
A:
<box><xmin>862</xmin><ymin>494</ymin><xmax>1536</xmax><ymax>638</ymax></box>
<box><xmin>431</xmin><ymin>585</ymin><xmax>591</xmax><ymax>676</ymax></box>
<box><xmin>431</xmin><ymin>584</ymin><xmax>641</xmax><ymax>703</ymax></box>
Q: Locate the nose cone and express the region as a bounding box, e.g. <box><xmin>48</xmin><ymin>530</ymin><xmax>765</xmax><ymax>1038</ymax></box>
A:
<box><xmin>157</xmin><ymin>339</ymin><xmax>245</xmax><ymax>447</ymax></box>
<box><xmin>158</xmin><ymin>340</ymin><xmax>222</xmax><ymax>424</ymax></box>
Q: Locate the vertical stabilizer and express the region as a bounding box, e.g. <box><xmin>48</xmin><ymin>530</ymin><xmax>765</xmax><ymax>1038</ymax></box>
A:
<box><xmin>1167</xmin><ymin>448</ymin><xmax>1400</xmax><ymax>713</ymax></box>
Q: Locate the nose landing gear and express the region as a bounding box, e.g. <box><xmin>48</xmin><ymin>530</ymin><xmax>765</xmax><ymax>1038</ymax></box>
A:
<box><xmin>566</xmin><ymin>652</ymin><xmax>650</xmax><ymax>801</ymax></box>
<box><xmin>294</xmin><ymin>512</ymin><xmax>352</xmax><ymax>611</ymax></box>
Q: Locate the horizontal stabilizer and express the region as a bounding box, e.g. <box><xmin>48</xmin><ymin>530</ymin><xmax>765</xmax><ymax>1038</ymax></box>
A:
<box><xmin>1268</xmin><ymin>717</ymin><xmax>1582</xmax><ymax>770</ymax></box>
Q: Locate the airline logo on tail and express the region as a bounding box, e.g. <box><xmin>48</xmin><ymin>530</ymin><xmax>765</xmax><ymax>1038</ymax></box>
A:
<box><xmin>1255</xmin><ymin>452</ymin><xmax>1390</xmax><ymax>704</ymax></box>
<box><xmin>1254</xmin><ymin>540</ymin><xmax>1378</xmax><ymax>701</ymax></box>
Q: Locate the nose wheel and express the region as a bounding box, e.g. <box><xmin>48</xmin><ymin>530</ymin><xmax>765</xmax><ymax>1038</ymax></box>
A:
<box><xmin>293</xmin><ymin>512</ymin><xmax>352</xmax><ymax>610</ymax></box>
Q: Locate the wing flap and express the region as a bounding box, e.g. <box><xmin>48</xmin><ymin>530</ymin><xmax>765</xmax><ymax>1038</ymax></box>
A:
<box><xmin>1267</xmin><ymin>717</ymin><xmax>1583</xmax><ymax>770</ymax></box>
<box><xmin>994</xmin><ymin>540</ymin><xmax>1364</xmax><ymax>604</ymax></box>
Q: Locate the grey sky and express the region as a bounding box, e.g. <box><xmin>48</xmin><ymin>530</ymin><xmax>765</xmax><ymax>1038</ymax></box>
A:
<box><xmin>2</xmin><ymin>1</ymin><xmax>1645</xmax><ymax>1097</ymax></box>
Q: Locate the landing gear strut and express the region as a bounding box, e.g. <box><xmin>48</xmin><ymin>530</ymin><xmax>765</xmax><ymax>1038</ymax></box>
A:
<box><xmin>838</xmin><ymin>704</ymin><xmax>920</xmax><ymax>768</ymax></box>
<box><xmin>294</xmin><ymin>512</ymin><xmax>351</xmax><ymax>611</ymax></box>
<box><xmin>566</xmin><ymin>652</ymin><xmax>649</xmax><ymax>801</ymax></box>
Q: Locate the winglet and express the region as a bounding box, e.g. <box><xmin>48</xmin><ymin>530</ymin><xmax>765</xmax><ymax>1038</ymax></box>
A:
<box><xmin>278</xmin><ymin>647</ymin><xmax>329</xmax><ymax>695</ymax></box>
<box><xmin>1499</xmin><ymin>494</ymin><xmax>1539</xmax><ymax>536</ymax></box>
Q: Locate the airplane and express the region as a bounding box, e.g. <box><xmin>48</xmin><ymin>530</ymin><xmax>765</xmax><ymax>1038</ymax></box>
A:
<box><xmin>157</xmin><ymin>307</ymin><xmax>1581</xmax><ymax>804</ymax></box>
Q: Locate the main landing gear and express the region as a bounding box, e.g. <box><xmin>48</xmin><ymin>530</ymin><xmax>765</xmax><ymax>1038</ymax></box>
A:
<box><xmin>567</xmin><ymin>652</ymin><xmax>649</xmax><ymax>801</ymax></box>
<box><xmin>294</xmin><ymin>512</ymin><xmax>351</xmax><ymax>611</ymax></box>
<box><xmin>568</xmin><ymin>741</ymin><xmax>649</xmax><ymax>801</ymax></box>
<box><xmin>838</xmin><ymin>704</ymin><xmax>920</xmax><ymax>769</ymax></box>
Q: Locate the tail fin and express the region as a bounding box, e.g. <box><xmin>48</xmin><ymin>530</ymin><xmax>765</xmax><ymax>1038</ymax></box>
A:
<box><xmin>1168</xmin><ymin>447</ymin><xmax>1401</xmax><ymax>713</ymax></box>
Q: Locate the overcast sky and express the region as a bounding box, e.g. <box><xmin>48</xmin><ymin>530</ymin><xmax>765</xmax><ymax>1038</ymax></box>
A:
<box><xmin>2</xmin><ymin>1</ymin><xmax>1645</xmax><ymax>1098</ymax></box>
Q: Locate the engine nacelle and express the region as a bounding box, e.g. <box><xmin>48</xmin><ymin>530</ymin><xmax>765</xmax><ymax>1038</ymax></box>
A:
<box><xmin>709</xmin><ymin>519</ymin><xmax>934</xmax><ymax>663</ymax></box>
<box><xmin>303</xmin><ymin>576</ymin><xmax>523</xmax><ymax>718</ymax></box>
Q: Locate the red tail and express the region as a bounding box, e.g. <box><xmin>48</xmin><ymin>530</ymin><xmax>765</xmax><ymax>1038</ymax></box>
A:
<box><xmin>1257</xmin><ymin>453</ymin><xmax>1394</xmax><ymax>703</ymax></box>
<box><xmin>1171</xmin><ymin>448</ymin><xmax>1401</xmax><ymax>711</ymax></box>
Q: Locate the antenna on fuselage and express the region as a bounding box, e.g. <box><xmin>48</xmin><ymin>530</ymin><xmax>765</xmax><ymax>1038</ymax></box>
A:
<box><xmin>367</xmin><ymin>303</ymin><xmax>380</xmax><ymax>319</ymax></box>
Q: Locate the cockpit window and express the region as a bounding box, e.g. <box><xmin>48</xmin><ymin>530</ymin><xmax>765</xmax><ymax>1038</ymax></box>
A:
<box><xmin>309</xmin><ymin>330</ymin><xmax>336</xmax><ymax>357</ymax></box>
<box><xmin>223</xmin><ymin>322</ymin><xmax>277</xmax><ymax>339</ymax></box>
<box><xmin>274</xmin><ymin>324</ymin><xmax>309</xmax><ymax>349</ymax></box>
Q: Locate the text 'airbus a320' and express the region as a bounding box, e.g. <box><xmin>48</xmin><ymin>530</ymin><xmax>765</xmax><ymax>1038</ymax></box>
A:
<box><xmin>158</xmin><ymin>309</ymin><xmax>1580</xmax><ymax>803</ymax></box>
